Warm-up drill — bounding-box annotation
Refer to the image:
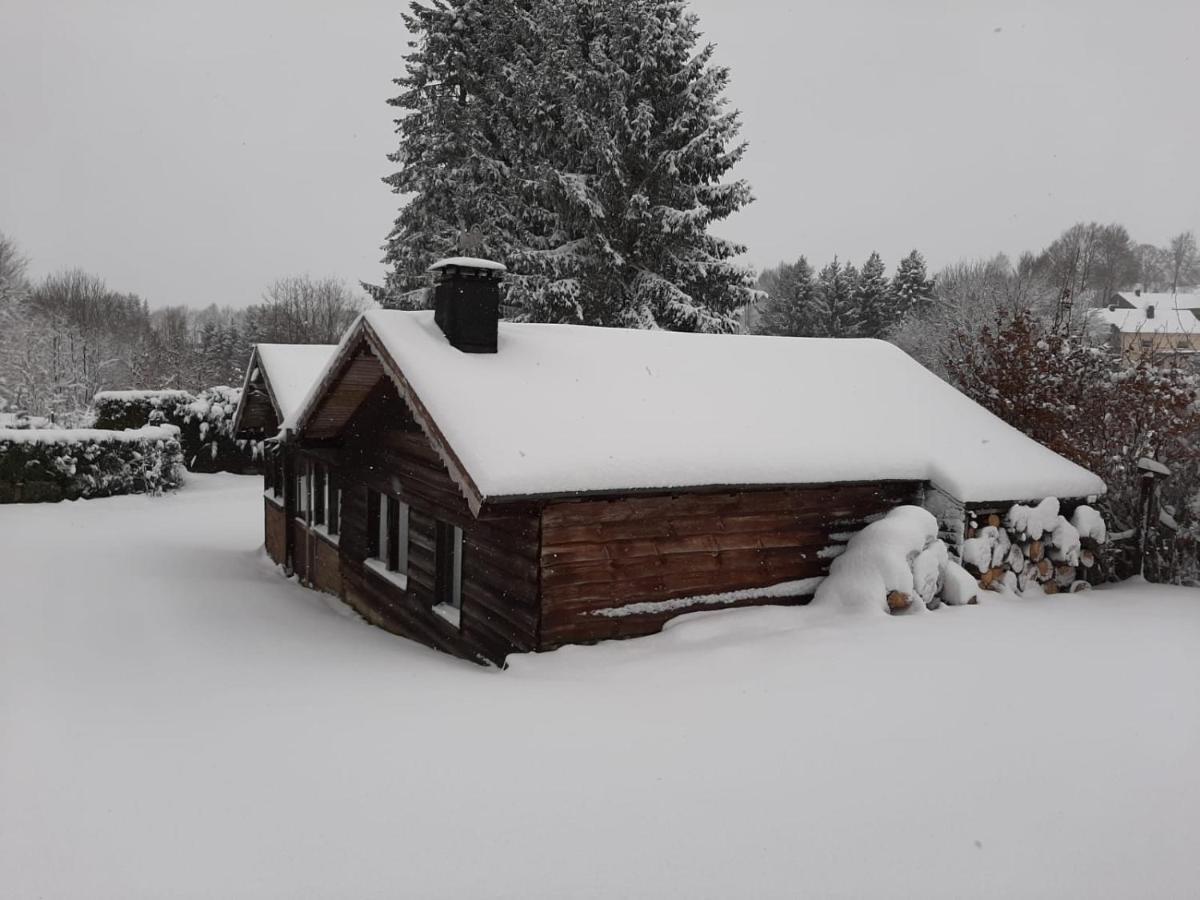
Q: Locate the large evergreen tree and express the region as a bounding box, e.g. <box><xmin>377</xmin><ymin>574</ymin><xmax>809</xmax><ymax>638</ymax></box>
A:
<box><xmin>811</xmin><ymin>257</ymin><xmax>861</xmax><ymax>337</ymax></box>
<box><xmin>855</xmin><ymin>251</ymin><xmax>893</xmax><ymax>337</ymax></box>
<box><xmin>755</xmin><ymin>257</ymin><xmax>816</xmax><ymax>336</ymax></box>
<box><xmin>372</xmin><ymin>0</ymin><xmax>755</xmax><ymax>331</ymax></box>
<box><xmin>890</xmin><ymin>249</ymin><xmax>935</xmax><ymax>320</ymax></box>
<box><xmin>369</xmin><ymin>0</ymin><xmax>537</xmax><ymax>307</ymax></box>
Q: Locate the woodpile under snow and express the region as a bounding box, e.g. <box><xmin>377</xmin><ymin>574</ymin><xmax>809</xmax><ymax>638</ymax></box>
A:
<box><xmin>816</xmin><ymin>500</ymin><xmax>1108</xmax><ymax>614</ymax></box>
<box><xmin>815</xmin><ymin>506</ymin><xmax>980</xmax><ymax>614</ymax></box>
<box><xmin>961</xmin><ymin>499</ymin><xmax>1107</xmax><ymax>595</ymax></box>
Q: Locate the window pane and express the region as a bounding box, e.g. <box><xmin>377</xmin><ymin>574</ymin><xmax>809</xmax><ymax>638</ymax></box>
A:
<box><xmin>451</xmin><ymin>526</ymin><xmax>463</xmax><ymax>610</ymax></box>
<box><xmin>314</xmin><ymin>466</ymin><xmax>326</xmax><ymax>525</ymax></box>
<box><xmin>386</xmin><ymin>497</ymin><xmax>400</xmax><ymax>571</ymax></box>
<box><xmin>397</xmin><ymin>501</ymin><xmax>410</xmax><ymax>573</ymax></box>
<box><xmin>367</xmin><ymin>491</ymin><xmax>381</xmax><ymax>558</ymax></box>
<box><xmin>378</xmin><ymin>496</ymin><xmax>389</xmax><ymax>562</ymax></box>
<box><xmin>328</xmin><ymin>479</ymin><xmax>339</xmax><ymax>535</ymax></box>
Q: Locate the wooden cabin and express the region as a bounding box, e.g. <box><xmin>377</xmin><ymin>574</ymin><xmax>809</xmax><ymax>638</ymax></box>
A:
<box><xmin>248</xmin><ymin>258</ymin><xmax>1105</xmax><ymax>666</ymax></box>
<box><xmin>232</xmin><ymin>343</ymin><xmax>337</xmax><ymax>568</ymax></box>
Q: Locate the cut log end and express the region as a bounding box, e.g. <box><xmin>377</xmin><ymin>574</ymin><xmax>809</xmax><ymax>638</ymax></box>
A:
<box><xmin>1028</xmin><ymin>540</ymin><xmax>1045</xmax><ymax>562</ymax></box>
<box><xmin>887</xmin><ymin>591</ymin><xmax>911</xmax><ymax>613</ymax></box>
<box><xmin>1043</xmin><ymin>581</ymin><xmax>1060</xmax><ymax>595</ymax></box>
<box><xmin>987</xmin><ymin>513</ymin><xmax>1002</xmax><ymax>528</ymax></box>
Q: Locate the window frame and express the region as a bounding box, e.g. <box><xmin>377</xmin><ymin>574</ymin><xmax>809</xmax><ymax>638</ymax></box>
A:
<box><xmin>365</xmin><ymin>490</ymin><xmax>410</xmax><ymax>589</ymax></box>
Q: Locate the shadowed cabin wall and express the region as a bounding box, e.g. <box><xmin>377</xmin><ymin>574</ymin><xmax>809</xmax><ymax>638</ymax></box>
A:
<box><xmin>538</xmin><ymin>482</ymin><xmax>922</xmax><ymax>648</ymax></box>
<box><xmin>329</xmin><ymin>378</ymin><xmax>541</xmax><ymax>665</ymax></box>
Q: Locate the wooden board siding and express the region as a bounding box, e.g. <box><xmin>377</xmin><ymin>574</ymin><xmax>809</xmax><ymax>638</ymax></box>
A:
<box><xmin>312</xmin><ymin>532</ymin><xmax>342</xmax><ymax>596</ymax></box>
<box><xmin>265</xmin><ymin>498</ymin><xmax>286</xmax><ymax>565</ymax></box>
<box><xmin>331</xmin><ymin>379</ymin><xmax>541</xmax><ymax>665</ymax></box>
<box><xmin>291</xmin><ymin>519</ymin><xmax>310</xmax><ymax>583</ymax></box>
<box><xmin>539</xmin><ymin>481</ymin><xmax>922</xmax><ymax>648</ymax></box>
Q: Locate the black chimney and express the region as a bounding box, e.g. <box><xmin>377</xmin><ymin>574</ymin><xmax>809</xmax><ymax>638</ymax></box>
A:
<box><xmin>1146</xmin><ymin>304</ymin><xmax>1156</xmax><ymax>319</ymax></box>
<box><xmin>429</xmin><ymin>257</ymin><xmax>505</xmax><ymax>353</ymax></box>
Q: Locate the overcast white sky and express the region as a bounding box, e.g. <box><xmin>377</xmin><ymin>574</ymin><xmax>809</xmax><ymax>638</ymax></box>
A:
<box><xmin>1</xmin><ymin>0</ymin><xmax>1197</xmax><ymax>308</ymax></box>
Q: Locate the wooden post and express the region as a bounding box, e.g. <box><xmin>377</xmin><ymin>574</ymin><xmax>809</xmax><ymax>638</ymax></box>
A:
<box><xmin>1135</xmin><ymin>457</ymin><xmax>1171</xmax><ymax>578</ymax></box>
<box><xmin>282</xmin><ymin>432</ymin><xmax>296</xmax><ymax>577</ymax></box>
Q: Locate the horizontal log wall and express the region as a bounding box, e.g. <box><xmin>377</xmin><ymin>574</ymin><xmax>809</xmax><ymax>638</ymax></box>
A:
<box><xmin>265</xmin><ymin>498</ymin><xmax>286</xmax><ymax>566</ymax></box>
<box><xmin>539</xmin><ymin>482</ymin><xmax>922</xmax><ymax>648</ymax></box>
<box><xmin>333</xmin><ymin>379</ymin><xmax>541</xmax><ymax>665</ymax></box>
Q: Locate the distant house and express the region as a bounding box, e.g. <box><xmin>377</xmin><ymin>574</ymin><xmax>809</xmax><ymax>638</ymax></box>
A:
<box><xmin>247</xmin><ymin>258</ymin><xmax>1104</xmax><ymax>666</ymax></box>
<box><xmin>1095</xmin><ymin>291</ymin><xmax>1200</xmax><ymax>357</ymax></box>
<box><xmin>231</xmin><ymin>343</ymin><xmax>337</xmax><ymax>565</ymax></box>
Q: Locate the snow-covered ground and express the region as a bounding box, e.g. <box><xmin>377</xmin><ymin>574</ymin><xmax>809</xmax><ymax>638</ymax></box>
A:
<box><xmin>2</xmin><ymin>475</ymin><xmax>1198</xmax><ymax>899</ymax></box>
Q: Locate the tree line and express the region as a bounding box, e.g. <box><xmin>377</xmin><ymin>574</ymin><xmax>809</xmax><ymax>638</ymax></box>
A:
<box><xmin>752</xmin><ymin>250</ymin><xmax>933</xmax><ymax>339</ymax></box>
<box><xmin>0</xmin><ymin>231</ymin><xmax>366</xmax><ymax>422</ymax></box>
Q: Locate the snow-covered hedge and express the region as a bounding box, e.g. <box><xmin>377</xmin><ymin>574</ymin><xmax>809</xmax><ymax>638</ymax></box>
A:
<box><xmin>0</xmin><ymin>425</ymin><xmax>185</xmax><ymax>503</ymax></box>
<box><xmin>92</xmin><ymin>387</ymin><xmax>259</xmax><ymax>473</ymax></box>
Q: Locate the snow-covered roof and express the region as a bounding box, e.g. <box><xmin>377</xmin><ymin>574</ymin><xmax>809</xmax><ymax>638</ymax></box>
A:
<box><xmin>1111</xmin><ymin>291</ymin><xmax>1200</xmax><ymax>311</ymax></box>
<box><xmin>1094</xmin><ymin>304</ymin><xmax>1200</xmax><ymax>336</ymax></box>
<box><xmin>429</xmin><ymin>257</ymin><xmax>507</xmax><ymax>272</ymax></box>
<box><xmin>255</xmin><ymin>344</ymin><xmax>337</xmax><ymax>423</ymax></box>
<box><xmin>297</xmin><ymin>310</ymin><xmax>1105</xmax><ymax>505</ymax></box>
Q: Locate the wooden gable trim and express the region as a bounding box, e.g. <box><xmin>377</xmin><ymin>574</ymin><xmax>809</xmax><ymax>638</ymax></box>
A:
<box><xmin>230</xmin><ymin>346</ymin><xmax>261</xmax><ymax>438</ymax></box>
<box><xmin>359</xmin><ymin>320</ymin><xmax>488</xmax><ymax>518</ymax></box>
<box><xmin>290</xmin><ymin>320</ymin><xmax>489</xmax><ymax>517</ymax></box>
<box><xmin>232</xmin><ymin>346</ymin><xmax>284</xmax><ymax>439</ymax></box>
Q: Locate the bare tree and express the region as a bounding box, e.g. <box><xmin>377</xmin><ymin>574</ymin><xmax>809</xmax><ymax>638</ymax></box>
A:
<box><xmin>249</xmin><ymin>276</ymin><xmax>369</xmax><ymax>344</ymax></box>
<box><xmin>0</xmin><ymin>231</ymin><xmax>29</xmax><ymax>301</ymax></box>
<box><xmin>1168</xmin><ymin>231</ymin><xmax>1198</xmax><ymax>293</ymax></box>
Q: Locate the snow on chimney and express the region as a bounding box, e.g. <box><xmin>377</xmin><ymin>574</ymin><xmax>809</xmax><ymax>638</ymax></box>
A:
<box><xmin>429</xmin><ymin>257</ymin><xmax>506</xmax><ymax>354</ymax></box>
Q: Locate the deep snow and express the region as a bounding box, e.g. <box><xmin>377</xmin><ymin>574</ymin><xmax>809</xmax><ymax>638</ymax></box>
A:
<box><xmin>1</xmin><ymin>475</ymin><xmax>1198</xmax><ymax>899</ymax></box>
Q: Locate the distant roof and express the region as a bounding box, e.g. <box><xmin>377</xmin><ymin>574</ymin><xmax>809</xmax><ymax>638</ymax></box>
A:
<box><xmin>1110</xmin><ymin>291</ymin><xmax>1200</xmax><ymax>311</ymax></box>
<box><xmin>1094</xmin><ymin>304</ymin><xmax>1200</xmax><ymax>336</ymax></box>
<box><xmin>294</xmin><ymin>311</ymin><xmax>1105</xmax><ymax>505</ymax></box>
<box><xmin>254</xmin><ymin>344</ymin><xmax>337</xmax><ymax>423</ymax></box>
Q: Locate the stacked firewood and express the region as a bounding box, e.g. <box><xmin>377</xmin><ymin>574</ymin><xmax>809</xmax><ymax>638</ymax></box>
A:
<box><xmin>959</xmin><ymin>499</ymin><xmax>1105</xmax><ymax>595</ymax></box>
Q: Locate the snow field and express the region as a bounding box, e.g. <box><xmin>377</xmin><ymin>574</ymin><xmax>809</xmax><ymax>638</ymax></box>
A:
<box><xmin>1</xmin><ymin>476</ymin><xmax>1198</xmax><ymax>899</ymax></box>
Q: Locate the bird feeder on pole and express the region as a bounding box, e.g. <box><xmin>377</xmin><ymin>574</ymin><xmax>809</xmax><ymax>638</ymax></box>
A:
<box><xmin>1135</xmin><ymin>456</ymin><xmax>1171</xmax><ymax>577</ymax></box>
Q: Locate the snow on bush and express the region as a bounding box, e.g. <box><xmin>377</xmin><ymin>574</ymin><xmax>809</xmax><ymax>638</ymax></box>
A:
<box><xmin>0</xmin><ymin>425</ymin><xmax>185</xmax><ymax>502</ymax></box>
<box><xmin>814</xmin><ymin>506</ymin><xmax>977</xmax><ymax>614</ymax></box>
<box><xmin>92</xmin><ymin>387</ymin><xmax>258</xmax><ymax>473</ymax></box>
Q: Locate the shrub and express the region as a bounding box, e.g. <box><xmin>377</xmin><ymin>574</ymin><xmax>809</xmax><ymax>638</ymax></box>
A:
<box><xmin>0</xmin><ymin>425</ymin><xmax>185</xmax><ymax>503</ymax></box>
<box><xmin>92</xmin><ymin>388</ymin><xmax>260</xmax><ymax>473</ymax></box>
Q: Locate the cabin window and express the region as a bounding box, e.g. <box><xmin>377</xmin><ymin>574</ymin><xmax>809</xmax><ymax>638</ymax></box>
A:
<box><xmin>327</xmin><ymin>476</ymin><xmax>340</xmax><ymax>536</ymax></box>
<box><xmin>432</xmin><ymin>521</ymin><xmax>464</xmax><ymax>628</ymax></box>
<box><xmin>296</xmin><ymin>462</ymin><xmax>310</xmax><ymax>521</ymax></box>
<box><xmin>367</xmin><ymin>490</ymin><xmax>409</xmax><ymax>581</ymax></box>
<box><xmin>313</xmin><ymin>465</ymin><xmax>327</xmax><ymax>527</ymax></box>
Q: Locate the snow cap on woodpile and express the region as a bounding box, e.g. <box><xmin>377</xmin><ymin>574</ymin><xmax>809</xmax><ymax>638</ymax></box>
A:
<box><xmin>291</xmin><ymin>311</ymin><xmax>1106</xmax><ymax>504</ymax></box>
<box><xmin>813</xmin><ymin>506</ymin><xmax>977</xmax><ymax>613</ymax></box>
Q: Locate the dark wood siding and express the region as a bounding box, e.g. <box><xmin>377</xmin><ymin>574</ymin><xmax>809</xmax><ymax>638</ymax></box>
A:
<box><xmin>539</xmin><ymin>481</ymin><xmax>922</xmax><ymax>647</ymax></box>
<box><xmin>265</xmin><ymin>498</ymin><xmax>286</xmax><ymax>565</ymax></box>
<box><xmin>332</xmin><ymin>378</ymin><xmax>540</xmax><ymax>665</ymax></box>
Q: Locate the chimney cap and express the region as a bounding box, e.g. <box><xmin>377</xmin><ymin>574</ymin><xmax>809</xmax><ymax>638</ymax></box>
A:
<box><xmin>428</xmin><ymin>256</ymin><xmax>507</xmax><ymax>274</ymax></box>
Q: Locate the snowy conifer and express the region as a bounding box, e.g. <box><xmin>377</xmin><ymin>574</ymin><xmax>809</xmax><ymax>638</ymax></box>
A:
<box><xmin>855</xmin><ymin>251</ymin><xmax>893</xmax><ymax>337</ymax></box>
<box><xmin>372</xmin><ymin>0</ymin><xmax>755</xmax><ymax>330</ymax></box>
<box><xmin>891</xmin><ymin>250</ymin><xmax>935</xmax><ymax>320</ymax></box>
<box><xmin>370</xmin><ymin>0</ymin><xmax>537</xmax><ymax>307</ymax></box>
<box><xmin>811</xmin><ymin>257</ymin><xmax>861</xmax><ymax>337</ymax></box>
<box><xmin>755</xmin><ymin>257</ymin><xmax>817</xmax><ymax>336</ymax></box>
